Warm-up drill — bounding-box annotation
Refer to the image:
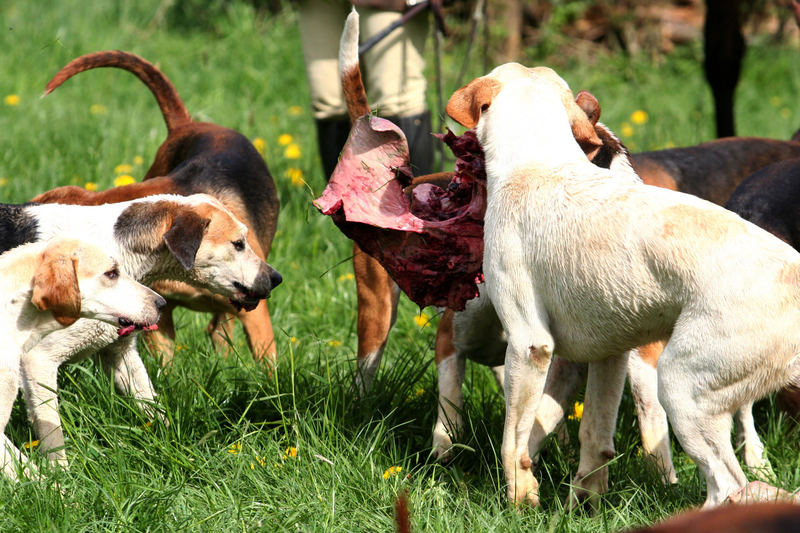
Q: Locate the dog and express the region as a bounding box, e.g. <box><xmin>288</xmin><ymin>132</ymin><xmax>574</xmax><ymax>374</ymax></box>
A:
<box><xmin>0</xmin><ymin>237</ymin><xmax>165</xmax><ymax>480</ymax></box>
<box><xmin>0</xmin><ymin>194</ymin><xmax>279</xmax><ymax>468</ymax></box>
<box><xmin>33</xmin><ymin>50</ymin><xmax>281</xmax><ymax>363</ymax></box>
<box><xmin>446</xmin><ymin>62</ymin><xmax>800</xmax><ymax>508</ymax></box>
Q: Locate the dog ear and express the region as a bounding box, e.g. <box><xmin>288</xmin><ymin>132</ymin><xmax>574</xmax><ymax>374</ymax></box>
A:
<box><xmin>566</xmin><ymin>91</ymin><xmax>603</xmax><ymax>157</ymax></box>
<box><xmin>31</xmin><ymin>249</ymin><xmax>81</xmax><ymax>327</ymax></box>
<box><xmin>446</xmin><ymin>78</ymin><xmax>501</xmax><ymax>129</ymax></box>
<box><xmin>575</xmin><ymin>91</ymin><xmax>601</xmax><ymax>125</ymax></box>
<box><xmin>163</xmin><ymin>210</ymin><xmax>210</xmax><ymax>270</ymax></box>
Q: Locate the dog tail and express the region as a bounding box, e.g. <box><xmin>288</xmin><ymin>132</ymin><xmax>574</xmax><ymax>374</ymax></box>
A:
<box><xmin>44</xmin><ymin>51</ymin><xmax>192</xmax><ymax>133</ymax></box>
<box><xmin>340</xmin><ymin>9</ymin><xmax>370</xmax><ymax>123</ymax></box>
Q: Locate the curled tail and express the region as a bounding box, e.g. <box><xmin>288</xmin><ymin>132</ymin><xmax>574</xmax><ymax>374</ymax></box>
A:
<box><xmin>44</xmin><ymin>50</ymin><xmax>192</xmax><ymax>133</ymax></box>
<box><xmin>339</xmin><ymin>9</ymin><xmax>370</xmax><ymax>123</ymax></box>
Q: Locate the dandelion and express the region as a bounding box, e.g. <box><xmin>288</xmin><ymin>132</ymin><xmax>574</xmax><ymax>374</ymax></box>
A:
<box><xmin>288</xmin><ymin>105</ymin><xmax>303</xmax><ymax>116</ymax></box>
<box><xmin>89</xmin><ymin>104</ymin><xmax>108</xmax><ymax>115</ymax></box>
<box><xmin>133</xmin><ymin>155</ymin><xmax>144</xmax><ymax>166</ymax></box>
<box><xmin>286</xmin><ymin>167</ymin><xmax>305</xmax><ymax>186</ymax></box>
<box><xmin>22</xmin><ymin>440</ymin><xmax>39</xmax><ymax>450</ymax></box>
<box><xmin>290</xmin><ymin>336</ymin><xmax>300</xmax><ymax>345</ymax></box>
<box><xmin>250</xmin><ymin>455</ymin><xmax>267</xmax><ymax>469</ymax></box>
<box><xmin>228</xmin><ymin>442</ymin><xmax>242</xmax><ymax>454</ymax></box>
<box><xmin>283</xmin><ymin>447</ymin><xmax>298</xmax><ymax>459</ymax></box>
<box><xmin>568</xmin><ymin>401</ymin><xmax>584</xmax><ymax>421</ymax></box>
<box><xmin>4</xmin><ymin>94</ymin><xmax>20</xmax><ymax>106</ymax></box>
<box><xmin>252</xmin><ymin>137</ymin><xmax>266</xmax><ymax>155</ymax></box>
<box><xmin>284</xmin><ymin>143</ymin><xmax>301</xmax><ymax>159</ymax></box>
<box><xmin>630</xmin><ymin>110</ymin><xmax>648</xmax><ymax>125</ymax></box>
<box><xmin>620</xmin><ymin>123</ymin><xmax>634</xmax><ymax>138</ymax></box>
<box><xmin>84</xmin><ymin>182</ymin><xmax>98</xmax><ymax>191</ymax></box>
<box><xmin>0</xmin><ymin>177</ymin><xmax>8</xmax><ymax>187</ymax></box>
<box><xmin>278</xmin><ymin>133</ymin><xmax>293</xmax><ymax>146</ymax></box>
<box><xmin>114</xmin><ymin>174</ymin><xmax>136</xmax><ymax>187</ymax></box>
<box><xmin>414</xmin><ymin>388</ymin><xmax>424</xmax><ymax>398</ymax></box>
<box><xmin>413</xmin><ymin>312</ymin><xmax>431</xmax><ymax>328</ymax></box>
<box><xmin>781</xmin><ymin>108</ymin><xmax>792</xmax><ymax>119</ymax></box>
<box><xmin>337</xmin><ymin>273</ymin><xmax>355</xmax><ymax>282</ymax></box>
<box><xmin>383</xmin><ymin>466</ymin><xmax>403</xmax><ymax>479</ymax></box>
<box><xmin>114</xmin><ymin>163</ymin><xmax>132</xmax><ymax>174</ymax></box>
<box><xmin>662</xmin><ymin>141</ymin><xmax>676</xmax><ymax>149</ymax></box>
<box><xmin>328</xmin><ymin>339</ymin><xmax>342</xmax><ymax>347</ymax></box>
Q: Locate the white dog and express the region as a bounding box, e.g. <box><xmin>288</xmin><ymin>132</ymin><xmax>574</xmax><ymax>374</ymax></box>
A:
<box><xmin>446</xmin><ymin>63</ymin><xmax>800</xmax><ymax>508</ymax></box>
<box><xmin>0</xmin><ymin>238</ymin><xmax>164</xmax><ymax>479</ymax></box>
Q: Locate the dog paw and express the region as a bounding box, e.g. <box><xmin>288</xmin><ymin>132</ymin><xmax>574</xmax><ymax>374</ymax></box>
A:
<box><xmin>431</xmin><ymin>429</ymin><xmax>454</xmax><ymax>463</ymax></box>
<box><xmin>725</xmin><ymin>480</ymin><xmax>800</xmax><ymax>504</ymax></box>
<box><xmin>506</xmin><ymin>467</ymin><xmax>540</xmax><ymax>507</ymax></box>
<box><xmin>567</xmin><ymin>468</ymin><xmax>608</xmax><ymax>511</ymax></box>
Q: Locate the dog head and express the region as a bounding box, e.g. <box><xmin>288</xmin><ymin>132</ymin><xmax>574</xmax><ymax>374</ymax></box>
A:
<box><xmin>114</xmin><ymin>194</ymin><xmax>281</xmax><ymax>311</ymax></box>
<box><xmin>445</xmin><ymin>63</ymin><xmax>602</xmax><ymax>165</ymax></box>
<box><xmin>31</xmin><ymin>238</ymin><xmax>165</xmax><ymax>330</ymax></box>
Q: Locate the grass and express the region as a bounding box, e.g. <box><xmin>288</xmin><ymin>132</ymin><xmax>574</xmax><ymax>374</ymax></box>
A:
<box><xmin>1</xmin><ymin>1</ymin><xmax>800</xmax><ymax>531</ymax></box>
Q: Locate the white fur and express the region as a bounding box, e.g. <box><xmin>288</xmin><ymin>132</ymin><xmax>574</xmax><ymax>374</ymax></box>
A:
<box><xmin>0</xmin><ymin>238</ymin><xmax>162</xmax><ymax>479</ymax></box>
<box><xmin>451</xmin><ymin>63</ymin><xmax>800</xmax><ymax>507</ymax></box>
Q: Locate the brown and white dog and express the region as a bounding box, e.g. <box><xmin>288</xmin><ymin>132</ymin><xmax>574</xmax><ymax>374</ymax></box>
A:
<box><xmin>33</xmin><ymin>50</ymin><xmax>281</xmax><ymax>363</ymax></box>
<box><xmin>446</xmin><ymin>62</ymin><xmax>800</xmax><ymax>508</ymax></box>
<box><xmin>0</xmin><ymin>238</ymin><xmax>165</xmax><ymax>480</ymax></box>
<box><xmin>7</xmin><ymin>194</ymin><xmax>278</xmax><ymax>468</ymax></box>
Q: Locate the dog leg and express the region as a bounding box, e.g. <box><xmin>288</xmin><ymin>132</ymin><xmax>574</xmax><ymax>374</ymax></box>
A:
<box><xmin>0</xmin><ymin>359</ymin><xmax>32</xmax><ymax>480</ymax></box>
<box><xmin>658</xmin><ymin>345</ymin><xmax>747</xmax><ymax>507</ymax></box>
<box><xmin>353</xmin><ymin>243</ymin><xmax>400</xmax><ymax>394</ymax></box>
<box><xmin>142</xmin><ymin>302</ymin><xmax>177</xmax><ymax>366</ymax></box>
<box><xmin>207</xmin><ymin>312</ymin><xmax>236</xmax><ymax>356</ymax></box>
<box><xmin>628</xmin><ymin>342</ymin><xmax>677</xmax><ymax>484</ymax></box>
<box><xmin>19</xmin><ymin>351</ymin><xmax>68</xmax><ymax>467</ymax></box>
<box><xmin>237</xmin><ymin>300</ymin><xmax>277</xmax><ymax>363</ymax></box>
<box><xmin>735</xmin><ymin>403</ymin><xmax>773</xmax><ymax>477</ymax></box>
<box><xmin>528</xmin><ymin>357</ymin><xmax>588</xmax><ymax>464</ymax></box>
<box><xmin>501</xmin><ymin>324</ymin><xmax>555</xmax><ymax>507</ymax></box>
<box><xmin>98</xmin><ymin>336</ymin><xmax>163</xmax><ymax>423</ymax></box>
<box><xmin>432</xmin><ymin>309</ymin><xmax>465</xmax><ymax>462</ymax></box>
<box><xmin>568</xmin><ymin>351</ymin><xmax>629</xmax><ymax>509</ymax></box>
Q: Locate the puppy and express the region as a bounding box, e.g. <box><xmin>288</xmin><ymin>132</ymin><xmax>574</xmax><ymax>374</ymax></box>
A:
<box><xmin>0</xmin><ymin>238</ymin><xmax>164</xmax><ymax>480</ymax></box>
<box><xmin>33</xmin><ymin>50</ymin><xmax>281</xmax><ymax>363</ymax></box>
<box><xmin>0</xmin><ymin>194</ymin><xmax>279</xmax><ymax>467</ymax></box>
<box><xmin>447</xmin><ymin>62</ymin><xmax>800</xmax><ymax>508</ymax></box>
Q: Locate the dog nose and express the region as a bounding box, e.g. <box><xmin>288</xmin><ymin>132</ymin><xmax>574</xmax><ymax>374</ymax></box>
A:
<box><xmin>270</xmin><ymin>269</ymin><xmax>282</xmax><ymax>288</ymax></box>
<box><xmin>155</xmin><ymin>295</ymin><xmax>167</xmax><ymax>311</ymax></box>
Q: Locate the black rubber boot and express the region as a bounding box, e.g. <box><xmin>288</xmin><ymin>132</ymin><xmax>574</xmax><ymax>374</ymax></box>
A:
<box><xmin>389</xmin><ymin>111</ymin><xmax>434</xmax><ymax>176</ymax></box>
<box><xmin>314</xmin><ymin>118</ymin><xmax>352</xmax><ymax>181</ymax></box>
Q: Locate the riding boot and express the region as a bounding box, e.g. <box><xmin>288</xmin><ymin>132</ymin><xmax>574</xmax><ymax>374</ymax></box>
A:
<box><xmin>388</xmin><ymin>111</ymin><xmax>434</xmax><ymax>176</ymax></box>
<box><xmin>314</xmin><ymin>118</ymin><xmax>353</xmax><ymax>180</ymax></box>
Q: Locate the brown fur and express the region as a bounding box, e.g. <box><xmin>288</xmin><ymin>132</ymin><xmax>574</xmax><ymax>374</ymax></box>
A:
<box><xmin>34</xmin><ymin>51</ymin><xmax>280</xmax><ymax>362</ymax></box>
<box><xmin>31</xmin><ymin>250</ymin><xmax>81</xmax><ymax>327</ymax></box>
<box><xmin>627</xmin><ymin>503</ymin><xmax>800</xmax><ymax>533</ymax></box>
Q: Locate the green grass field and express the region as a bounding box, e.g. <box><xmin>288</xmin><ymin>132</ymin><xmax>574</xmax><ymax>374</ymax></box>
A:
<box><xmin>2</xmin><ymin>1</ymin><xmax>800</xmax><ymax>531</ymax></box>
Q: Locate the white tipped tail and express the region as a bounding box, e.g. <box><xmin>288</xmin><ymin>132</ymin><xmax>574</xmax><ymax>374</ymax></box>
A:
<box><xmin>339</xmin><ymin>9</ymin><xmax>370</xmax><ymax>122</ymax></box>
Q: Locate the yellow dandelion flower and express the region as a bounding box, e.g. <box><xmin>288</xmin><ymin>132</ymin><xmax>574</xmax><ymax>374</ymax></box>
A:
<box><xmin>114</xmin><ymin>174</ymin><xmax>136</xmax><ymax>187</ymax></box>
<box><xmin>278</xmin><ymin>133</ymin><xmax>293</xmax><ymax>146</ymax></box>
<box><xmin>283</xmin><ymin>447</ymin><xmax>298</xmax><ymax>459</ymax></box>
<box><xmin>4</xmin><ymin>94</ymin><xmax>20</xmax><ymax>106</ymax></box>
<box><xmin>630</xmin><ymin>110</ymin><xmax>648</xmax><ymax>125</ymax></box>
<box><xmin>133</xmin><ymin>155</ymin><xmax>144</xmax><ymax>166</ymax></box>
<box><xmin>89</xmin><ymin>104</ymin><xmax>108</xmax><ymax>115</ymax></box>
<box><xmin>414</xmin><ymin>388</ymin><xmax>425</xmax><ymax>398</ymax></box>
<box><xmin>328</xmin><ymin>339</ymin><xmax>342</xmax><ymax>347</ymax></box>
<box><xmin>114</xmin><ymin>163</ymin><xmax>132</xmax><ymax>174</ymax></box>
<box><xmin>337</xmin><ymin>273</ymin><xmax>355</xmax><ymax>282</ymax></box>
<box><xmin>662</xmin><ymin>141</ymin><xmax>676</xmax><ymax>149</ymax></box>
<box><xmin>288</xmin><ymin>105</ymin><xmax>303</xmax><ymax>116</ymax></box>
<box><xmin>620</xmin><ymin>123</ymin><xmax>634</xmax><ymax>138</ymax></box>
<box><xmin>568</xmin><ymin>401</ymin><xmax>584</xmax><ymax>421</ymax></box>
<box><xmin>413</xmin><ymin>312</ymin><xmax>431</xmax><ymax>328</ymax></box>
<box><xmin>228</xmin><ymin>442</ymin><xmax>242</xmax><ymax>454</ymax></box>
<box><xmin>770</xmin><ymin>96</ymin><xmax>782</xmax><ymax>107</ymax></box>
<box><xmin>383</xmin><ymin>465</ymin><xmax>403</xmax><ymax>479</ymax></box>
<box><xmin>636</xmin><ymin>447</ymin><xmax>643</xmax><ymax>457</ymax></box>
<box><xmin>250</xmin><ymin>462</ymin><xmax>255</xmax><ymax>470</ymax></box>
<box><xmin>781</xmin><ymin>108</ymin><xmax>792</xmax><ymax>119</ymax></box>
<box><xmin>22</xmin><ymin>440</ymin><xmax>39</xmax><ymax>450</ymax></box>
<box><xmin>84</xmin><ymin>182</ymin><xmax>98</xmax><ymax>191</ymax></box>
<box><xmin>284</xmin><ymin>143</ymin><xmax>301</xmax><ymax>159</ymax></box>
<box><xmin>0</xmin><ymin>177</ymin><xmax>8</xmax><ymax>187</ymax></box>
<box><xmin>252</xmin><ymin>137</ymin><xmax>266</xmax><ymax>155</ymax></box>
<box><xmin>286</xmin><ymin>167</ymin><xmax>305</xmax><ymax>186</ymax></box>
<box><xmin>290</xmin><ymin>336</ymin><xmax>299</xmax><ymax>345</ymax></box>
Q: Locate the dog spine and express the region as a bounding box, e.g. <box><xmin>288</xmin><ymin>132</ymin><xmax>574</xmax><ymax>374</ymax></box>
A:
<box><xmin>339</xmin><ymin>9</ymin><xmax>370</xmax><ymax>122</ymax></box>
<box><xmin>43</xmin><ymin>51</ymin><xmax>192</xmax><ymax>133</ymax></box>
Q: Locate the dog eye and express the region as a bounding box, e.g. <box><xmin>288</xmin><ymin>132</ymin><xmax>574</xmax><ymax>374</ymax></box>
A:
<box><xmin>232</xmin><ymin>240</ymin><xmax>245</xmax><ymax>251</ymax></box>
<box><xmin>481</xmin><ymin>103</ymin><xmax>490</xmax><ymax>112</ymax></box>
<box><xmin>105</xmin><ymin>268</ymin><xmax>119</xmax><ymax>280</ymax></box>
